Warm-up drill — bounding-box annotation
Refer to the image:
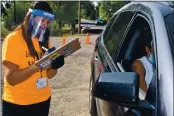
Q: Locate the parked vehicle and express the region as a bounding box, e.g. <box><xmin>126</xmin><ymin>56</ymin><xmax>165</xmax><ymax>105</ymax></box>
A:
<box><xmin>96</xmin><ymin>18</ymin><xmax>107</xmax><ymax>25</ymax></box>
<box><xmin>89</xmin><ymin>2</ymin><xmax>174</xmax><ymax>116</ymax></box>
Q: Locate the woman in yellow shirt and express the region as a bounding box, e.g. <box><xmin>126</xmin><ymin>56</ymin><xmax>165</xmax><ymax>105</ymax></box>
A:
<box><xmin>2</xmin><ymin>2</ymin><xmax>64</xmax><ymax>116</ymax></box>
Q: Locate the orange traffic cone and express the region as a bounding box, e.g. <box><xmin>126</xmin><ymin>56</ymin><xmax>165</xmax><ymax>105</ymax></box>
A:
<box><xmin>85</xmin><ymin>33</ymin><xmax>90</xmax><ymax>44</ymax></box>
<box><xmin>61</xmin><ymin>35</ymin><xmax>66</xmax><ymax>45</ymax></box>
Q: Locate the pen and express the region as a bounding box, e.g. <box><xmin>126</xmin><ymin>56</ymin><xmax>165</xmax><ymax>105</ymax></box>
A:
<box><xmin>41</xmin><ymin>46</ymin><xmax>48</xmax><ymax>51</ymax></box>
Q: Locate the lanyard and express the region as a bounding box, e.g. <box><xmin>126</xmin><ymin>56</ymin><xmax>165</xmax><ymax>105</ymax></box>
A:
<box><xmin>35</xmin><ymin>45</ymin><xmax>46</xmax><ymax>77</ymax></box>
<box><xmin>35</xmin><ymin>53</ymin><xmax>42</xmax><ymax>77</ymax></box>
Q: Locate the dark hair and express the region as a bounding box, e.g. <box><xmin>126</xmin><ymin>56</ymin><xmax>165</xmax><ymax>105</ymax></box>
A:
<box><xmin>39</xmin><ymin>28</ymin><xmax>50</xmax><ymax>50</ymax></box>
<box><xmin>32</xmin><ymin>1</ymin><xmax>53</xmax><ymax>14</ymax></box>
<box><xmin>14</xmin><ymin>13</ymin><xmax>38</xmax><ymax>57</ymax></box>
<box><xmin>142</xmin><ymin>28</ymin><xmax>152</xmax><ymax>48</ymax></box>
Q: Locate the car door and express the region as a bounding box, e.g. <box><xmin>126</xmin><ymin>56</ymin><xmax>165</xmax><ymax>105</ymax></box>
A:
<box><xmin>95</xmin><ymin>11</ymin><xmax>136</xmax><ymax>116</ymax></box>
<box><xmin>156</xmin><ymin>13</ymin><xmax>174</xmax><ymax>116</ymax></box>
<box><xmin>115</xmin><ymin>11</ymin><xmax>159</xmax><ymax>116</ymax></box>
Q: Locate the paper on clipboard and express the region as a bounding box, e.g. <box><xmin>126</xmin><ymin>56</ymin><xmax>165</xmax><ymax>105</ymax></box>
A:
<box><xmin>35</xmin><ymin>38</ymin><xmax>81</xmax><ymax>68</ymax></box>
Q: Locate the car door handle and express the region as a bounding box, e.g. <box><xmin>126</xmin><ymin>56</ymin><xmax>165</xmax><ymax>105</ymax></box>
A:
<box><xmin>94</xmin><ymin>56</ymin><xmax>98</xmax><ymax>61</ymax></box>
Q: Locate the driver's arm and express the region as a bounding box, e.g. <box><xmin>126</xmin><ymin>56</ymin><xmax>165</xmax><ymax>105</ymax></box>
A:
<box><xmin>132</xmin><ymin>60</ymin><xmax>147</xmax><ymax>92</ymax></box>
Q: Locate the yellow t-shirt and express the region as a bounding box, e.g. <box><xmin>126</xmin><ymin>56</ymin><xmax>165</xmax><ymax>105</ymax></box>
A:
<box><xmin>2</xmin><ymin>28</ymin><xmax>51</xmax><ymax>105</ymax></box>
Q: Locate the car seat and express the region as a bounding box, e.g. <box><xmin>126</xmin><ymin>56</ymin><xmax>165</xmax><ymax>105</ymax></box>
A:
<box><xmin>122</xmin><ymin>29</ymin><xmax>146</xmax><ymax>72</ymax></box>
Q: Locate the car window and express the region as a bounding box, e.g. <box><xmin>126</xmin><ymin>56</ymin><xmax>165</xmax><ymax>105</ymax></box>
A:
<box><xmin>103</xmin><ymin>11</ymin><xmax>135</xmax><ymax>59</ymax></box>
<box><xmin>103</xmin><ymin>14</ymin><xmax>118</xmax><ymax>40</ymax></box>
<box><xmin>117</xmin><ymin>15</ymin><xmax>153</xmax><ymax>73</ymax></box>
<box><xmin>164</xmin><ymin>13</ymin><xmax>174</xmax><ymax>56</ymax></box>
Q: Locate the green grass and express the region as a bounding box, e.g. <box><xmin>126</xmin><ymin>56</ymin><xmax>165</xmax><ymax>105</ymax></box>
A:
<box><xmin>60</xmin><ymin>24</ymin><xmax>87</xmax><ymax>37</ymax></box>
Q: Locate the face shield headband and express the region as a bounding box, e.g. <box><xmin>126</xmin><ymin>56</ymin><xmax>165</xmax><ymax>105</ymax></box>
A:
<box><xmin>28</xmin><ymin>9</ymin><xmax>55</xmax><ymax>42</ymax></box>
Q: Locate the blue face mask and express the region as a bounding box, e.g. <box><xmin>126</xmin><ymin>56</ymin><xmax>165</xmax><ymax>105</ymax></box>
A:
<box><xmin>148</xmin><ymin>53</ymin><xmax>155</xmax><ymax>65</ymax></box>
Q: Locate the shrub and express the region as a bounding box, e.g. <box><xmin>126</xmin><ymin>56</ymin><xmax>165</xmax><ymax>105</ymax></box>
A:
<box><xmin>1</xmin><ymin>23</ymin><xmax>10</xmax><ymax>38</ymax></box>
<box><xmin>50</xmin><ymin>20</ymin><xmax>62</xmax><ymax>36</ymax></box>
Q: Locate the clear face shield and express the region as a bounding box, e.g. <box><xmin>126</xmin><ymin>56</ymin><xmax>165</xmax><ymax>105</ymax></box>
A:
<box><xmin>28</xmin><ymin>9</ymin><xmax>55</xmax><ymax>42</ymax></box>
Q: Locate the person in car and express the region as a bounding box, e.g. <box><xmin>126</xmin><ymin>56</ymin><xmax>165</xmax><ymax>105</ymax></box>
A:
<box><xmin>132</xmin><ymin>31</ymin><xmax>155</xmax><ymax>92</ymax></box>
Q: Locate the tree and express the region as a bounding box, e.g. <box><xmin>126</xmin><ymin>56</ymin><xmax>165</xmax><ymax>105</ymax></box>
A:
<box><xmin>3</xmin><ymin>1</ymin><xmax>31</xmax><ymax>30</ymax></box>
<box><xmin>81</xmin><ymin>1</ymin><xmax>97</xmax><ymax>20</ymax></box>
<box><xmin>2</xmin><ymin>1</ymin><xmax>99</xmax><ymax>36</ymax></box>
<box><xmin>95</xmin><ymin>2</ymin><xmax>101</xmax><ymax>19</ymax></box>
<box><xmin>48</xmin><ymin>1</ymin><xmax>78</xmax><ymax>35</ymax></box>
<box><xmin>99</xmin><ymin>1</ymin><xmax>125</xmax><ymax>21</ymax></box>
<box><xmin>1</xmin><ymin>1</ymin><xmax>11</xmax><ymax>17</ymax></box>
<box><xmin>49</xmin><ymin>1</ymin><xmax>78</xmax><ymax>24</ymax></box>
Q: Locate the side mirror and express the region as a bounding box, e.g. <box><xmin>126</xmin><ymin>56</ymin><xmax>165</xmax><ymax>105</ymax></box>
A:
<box><xmin>92</xmin><ymin>72</ymin><xmax>155</xmax><ymax>112</ymax></box>
<box><xmin>92</xmin><ymin>72</ymin><xmax>140</xmax><ymax>105</ymax></box>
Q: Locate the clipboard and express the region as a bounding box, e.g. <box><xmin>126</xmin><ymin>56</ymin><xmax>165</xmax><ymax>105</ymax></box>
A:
<box><xmin>35</xmin><ymin>38</ymin><xmax>81</xmax><ymax>68</ymax></box>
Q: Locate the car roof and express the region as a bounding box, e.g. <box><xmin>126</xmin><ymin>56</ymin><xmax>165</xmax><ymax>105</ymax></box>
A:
<box><xmin>115</xmin><ymin>2</ymin><xmax>174</xmax><ymax>17</ymax></box>
<box><xmin>153</xmin><ymin>2</ymin><xmax>174</xmax><ymax>16</ymax></box>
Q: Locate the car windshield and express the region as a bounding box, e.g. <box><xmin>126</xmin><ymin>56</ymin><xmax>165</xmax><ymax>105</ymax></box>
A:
<box><xmin>164</xmin><ymin>13</ymin><xmax>174</xmax><ymax>55</ymax></box>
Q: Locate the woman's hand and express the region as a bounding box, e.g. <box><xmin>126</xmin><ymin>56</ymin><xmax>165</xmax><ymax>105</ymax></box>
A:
<box><xmin>2</xmin><ymin>60</ymin><xmax>40</xmax><ymax>86</ymax></box>
<box><xmin>51</xmin><ymin>55</ymin><xmax>65</xmax><ymax>70</ymax></box>
<box><xmin>47</xmin><ymin>68</ymin><xmax>57</xmax><ymax>79</ymax></box>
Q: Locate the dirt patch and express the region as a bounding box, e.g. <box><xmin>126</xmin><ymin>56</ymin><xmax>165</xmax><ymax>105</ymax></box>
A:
<box><xmin>48</xmin><ymin>35</ymin><xmax>98</xmax><ymax>116</ymax></box>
